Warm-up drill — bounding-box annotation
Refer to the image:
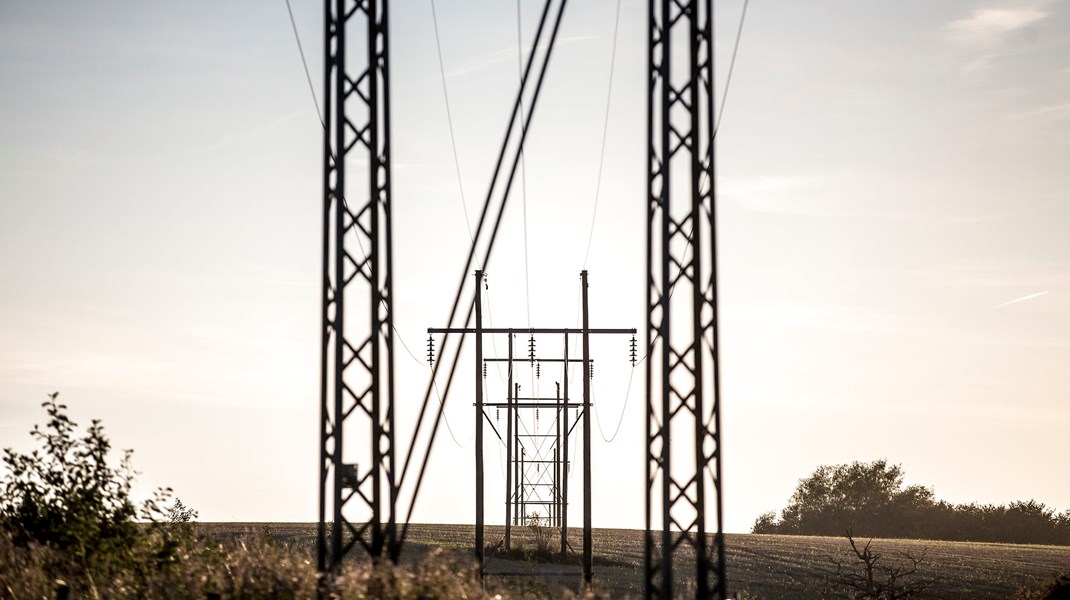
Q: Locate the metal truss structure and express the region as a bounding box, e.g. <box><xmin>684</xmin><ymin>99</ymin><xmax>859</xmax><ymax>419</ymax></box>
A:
<box><xmin>318</xmin><ymin>0</ymin><xmax>398</xmax><ymax>573</ymax></box>
<box><xmin>429</xmin><ymin>271</ymin><xmax>634</xmax><ymax>582</ymax></box>
<box><xmin>311</xmin><ymin>0</ymin><xmax>727</xmax><ymax>593</ymax></box>
<box><xmin>490</xmin><ymin>349</ymin><xmax>577</xmax><ymax>546</ymax></box>
<box><xmin>645</xmin><ymin>0</ymin><xmax>726</xmax><ymax>598</ymax></box>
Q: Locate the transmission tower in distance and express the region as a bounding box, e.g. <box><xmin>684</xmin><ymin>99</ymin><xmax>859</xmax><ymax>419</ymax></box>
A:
<box><xmin>429</xmin><ymin>271</ymin><xmax>634</xmax><ymax>583</ymax></box>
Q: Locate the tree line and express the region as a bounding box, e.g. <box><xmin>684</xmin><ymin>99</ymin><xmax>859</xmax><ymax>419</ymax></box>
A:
<box><xmin>753</xmin><ymin>460</ymin><xmax>1070</xmax><ymax>545</ymax></box>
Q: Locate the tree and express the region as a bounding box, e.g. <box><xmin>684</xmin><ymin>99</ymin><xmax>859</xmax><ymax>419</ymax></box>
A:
<box><xmin>755</xmin><ymin>460</ymin><xmax>1070</xmax><ymax>545</ymax></box>
<box><xmin>752</xmin><ymin>511</ymin><xmax>778</xmax><ymax>533</ymax></box>
<box><xmin>822</xmin><ymin>530</ymin><xmax>936</xmax><ymax>599</ymax></box>
<box><xmin>761</xmin><ymin>460</ymin><xmax>934</xmax><ymax>538</ymax></box>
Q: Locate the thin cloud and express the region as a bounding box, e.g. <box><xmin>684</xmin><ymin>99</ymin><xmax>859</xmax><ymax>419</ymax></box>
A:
<box><xmin>994</xmin><ymin>290</ymin><xmax>1049</xmax><ymax>308</ymax></box>
<box><xmin>944</xmin><ymin>6</ymin><xmax>1050</xmax><ymax>46</ymax></box>
<box><xmin>942</xmin><ymin>2</ymin><xmax>1053</xmax><ymax>73</ymax></box>
<box><xmin>721</xmin><ymin>171</ymin><xmax>924</xmax><ymax>221</ymax></box>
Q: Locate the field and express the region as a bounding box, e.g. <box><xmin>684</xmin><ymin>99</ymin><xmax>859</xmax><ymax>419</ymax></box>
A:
<box><xmin>202</xmin><ymin>523</ymin><xmax>1070</xmax><ymax>599</ymax></box>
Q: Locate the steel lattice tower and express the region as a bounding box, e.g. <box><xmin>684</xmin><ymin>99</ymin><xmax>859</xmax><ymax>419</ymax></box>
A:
<box><xmin>645</xmin><ymin>0</ymin><xmax>726</xmax><ymax>597</ymax></box>
<box><xmin>318</xmin><ymin>0</ymin><xmax>398</xmax><ymax>573</ymax></box>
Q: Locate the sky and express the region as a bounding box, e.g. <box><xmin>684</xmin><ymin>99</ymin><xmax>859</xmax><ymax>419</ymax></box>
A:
<box><xmin>1</xmin><ymin>0</ymin><xmax>1069</xmax><ymax>535</ymax></box>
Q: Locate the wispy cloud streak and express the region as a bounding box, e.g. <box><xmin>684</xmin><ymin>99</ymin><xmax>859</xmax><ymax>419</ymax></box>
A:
<box><xmin>994</xmin><ymin>290</ymin><xmax>1049</xmax><ymax>308</ymax></box>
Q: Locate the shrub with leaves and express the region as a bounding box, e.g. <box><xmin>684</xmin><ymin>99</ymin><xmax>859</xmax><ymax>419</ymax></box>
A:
<box><xmin>0</xmin><ymin>392</ymin><xmax>173</xmax><ymax>566</ymax></box>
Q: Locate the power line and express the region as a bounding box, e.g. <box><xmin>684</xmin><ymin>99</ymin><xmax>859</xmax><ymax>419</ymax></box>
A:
<box><xmin>581</xmin><ymin>0</ymin><xmax>623</xmax><ymax>269</ymax></box>
<box><xmin>629</xmin><ymin>0</ymin><xmax>752</xmax><ymax>366</ymax></box>
<box><xmin>591</xmin><ymin>366</ymin><xmax>636</xmax><ymax>444</ymax></box>
<box><xmin>715</xmin><ymin>0</ymin><xmax>750</xmax><ymax>137</ymax></box>
<box><xmin>395</xmin><ymin>330</ymin><xmax>466</xmax><ymax>448</ymax></box>
<box><xmin>400</xmin><ymin>0</ymin><xmax>571</xmax><ymax>550</ymax></box>
<box><xmin>482</xmin><ymin>286</ymin><xmax>509</xmax><ymax>383</ymax></box>
<box><xmin>283</xmin><ymin>0</ymin><xmax>324</xmax><ymax>128</ymax></box>
<box><xmin>516</xmin><ymin>0</ymin><xmax>533</xmax><ymax>331</ymax></box>
<box><xmin>581</xmin><ymin>0</ymin><xmax>749</xmax><ymax>275</ymax></box>
<box><xmin>282</xmin><ymin>0</ymin><xmax>470</xmax><ymax>451</ymax></box>
<box><xmin>430</xmin><ymin>0</ymin><xmax>480</xmax><ymax>256</ymax></box>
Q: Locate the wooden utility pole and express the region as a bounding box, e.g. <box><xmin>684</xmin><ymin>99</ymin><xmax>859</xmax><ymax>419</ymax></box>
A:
<box><xmin>555</xmin><ymin>381</ymin><xmax>562</xmax><ymax>528</ymax></box>
<box><xmin>561</xmin><ymin>336</ymin><xmax>570</xmax><ymax>554</ymax></box>
<box><xmin>505</xmin><ymin>335</ymin><xmax>514</xmax><ymax>549</ymax></box>
<box><xmin>581</xmin><ymin>270</ymin><xmax>593</xmax><ymax>582</ymax></box>
<box><xmin>474</xmin><ymin>270</ymin><xmax>484</xmax><ymax>572</ymax></box>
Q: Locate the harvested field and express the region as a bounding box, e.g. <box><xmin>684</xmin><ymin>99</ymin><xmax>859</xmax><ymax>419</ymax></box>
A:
<box><xmin>200</xmin><ymin>523</ymin><xmax>1070</xmax><ymax>598</ymax></box>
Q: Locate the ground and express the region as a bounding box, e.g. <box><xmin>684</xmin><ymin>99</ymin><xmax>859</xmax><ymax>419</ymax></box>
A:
<box><xmin>200</xmin><ymin>523</ymin><xmax>1070</xmax><ymax>598</ymax></box>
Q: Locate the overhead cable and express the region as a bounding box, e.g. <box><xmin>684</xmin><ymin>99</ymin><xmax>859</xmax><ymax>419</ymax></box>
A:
<box><xmin>430</xmin><ymin>0</ymin><xmax>480</xmax><ymax>255</ymax></box>
<box><xmin>581</xmin><ymin>0</ymin><xmax>623</xmax><ymax>269</ymax></box>
<box><xmin>399</xmin><ymin>0</ymin><xmax>571</xmax><ymax>550</ymax></box>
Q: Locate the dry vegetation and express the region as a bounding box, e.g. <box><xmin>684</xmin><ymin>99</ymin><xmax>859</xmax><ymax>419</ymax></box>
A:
<box><xmin>4</xmin><ymin>521</ymin><xmax>1069</xmax><ymax>598</ymax></box>
<box><xmin>8</xmin><ymin>399</ymin><xmax>1067</xmax><ymax>598</ymax></box>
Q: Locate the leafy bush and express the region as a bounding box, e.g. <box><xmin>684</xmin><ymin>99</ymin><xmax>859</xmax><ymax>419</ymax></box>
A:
<box><xmin>0</xmin><ymin>393</ymin><xmax>178</xmax><ymax>565</ymax></box>
<box><xmin>0</xmin><ymin>394</ymin><xmax>503</xmax><ymax>598</ymax></box>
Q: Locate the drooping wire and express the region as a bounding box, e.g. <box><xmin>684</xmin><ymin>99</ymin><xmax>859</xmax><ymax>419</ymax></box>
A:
<box><xmin>483</xmin><ymin>286</ymin><xmax>508</xmax><ymax>383</ymax></box>
<box><xmin>715</xmin><ymin>0</ymin><xmax>750</xmax><ymax>138</ymax></box>
<box><xmin>581</xmin><ymin>0</ymin><xmax>623</xmax><ymax>269</ymax></box>
<box><xmin>591</xmin><ymin>367</ymin><xmax>636</xmax><ymax>444</ymax></box>
<box><xmin>281</xmin><ymin>0</ymin><xmax>568</xmax><ymax>549</ymax></box>
<box><xmin>580</xmin><ymin>0</ymin><xmax>750</xmax><ymax>277</ymax></box>
<box><xmin>430</xmin><ymin>0</ymin><xmax>480</xmax><ymax>257</ymax></box>
<box><xmin>632</xmin><ymin>0</ymin><xmax>750</xmax><ymax>432</ymax></box>
<box><xmin>516</xmin><ymin>0</ymin><xmax>533</xmax><ymax>332</ymax></box>
<box><xmin>281</xmin><ymin>0</ymin><xmax>470</xmax><ymax>450</ymax></box>
<box><xmin>515</xmin><ymin>0</ymin><xmax>538</xmax><ymax>409</ymax></box>
<box><xmin>400</xmin><ymin>0</ymin><xmax>560</xmax><ymax>498</ymax></box>
<box><xmin>283</xmin><ymin>0</ymin><xmax>324</xmax><ymax>128</ymax></box>
<box><xmin>400</xmin><ymin>0</ymin><xmax>571</xmax><ymax>550</ymax></box>
<box><xmin>393</xmin><ymin>331</ymin><xmax>466</xmax><ymax>448</ymax></box>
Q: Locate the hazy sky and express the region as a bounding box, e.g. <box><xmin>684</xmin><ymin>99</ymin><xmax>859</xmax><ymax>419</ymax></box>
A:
<box><xmin>2</xmin><ymin>0</ymin><xmax>1069</xmax><ymax>535</ymax></box>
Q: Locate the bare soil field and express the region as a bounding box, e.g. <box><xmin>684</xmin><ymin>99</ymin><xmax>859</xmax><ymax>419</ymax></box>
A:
<box><xmin>199</xmin><ymin>523</ymin><xmax>1070</xmax><ymax>598</ymax></box>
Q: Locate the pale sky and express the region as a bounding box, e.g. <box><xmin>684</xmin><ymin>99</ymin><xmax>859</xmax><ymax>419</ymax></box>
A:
<box><xmin>2</xmin><ymin>0</ymin><xmax>1069</xmax><ymax>535</ymax></box>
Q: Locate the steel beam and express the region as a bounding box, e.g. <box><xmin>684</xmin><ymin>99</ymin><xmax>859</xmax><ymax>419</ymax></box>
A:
<box><xmin>481</xmin><ymin>402</ymin><xmax>586</xmax><ymax>408</ymax></box>
<box><xmin>318</xmin><ymin>0</ymin><xmax>397</xmax><ymax>575</ymax></box>
<box><xmin>429</xmin><ymin>327</ymin><xmax>635</xmax><ymax>335</ymax></box>
<box><xmin>645</xmin><ymin>0</ymin><xmax>726</xmax><ymax>598</ymax></box>
<box><xmin>485</xmin><ymin>357</ymin><xmax>587</xmax><ymax>363</ymax></box>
